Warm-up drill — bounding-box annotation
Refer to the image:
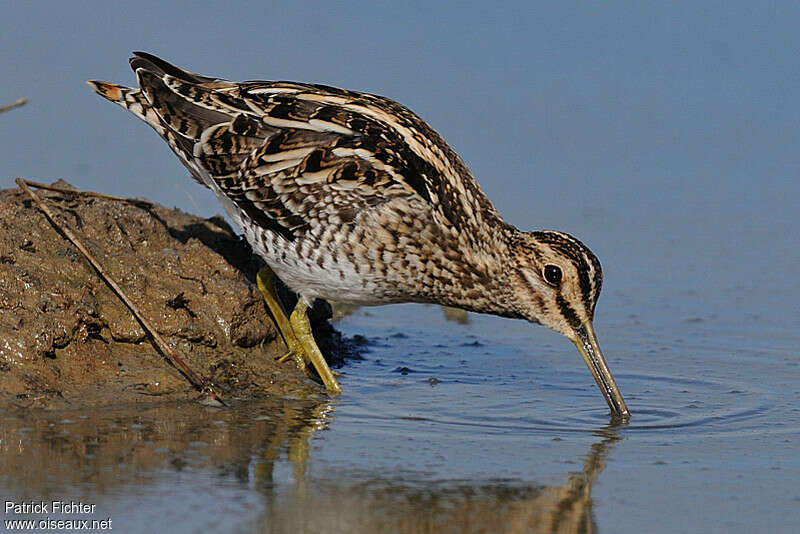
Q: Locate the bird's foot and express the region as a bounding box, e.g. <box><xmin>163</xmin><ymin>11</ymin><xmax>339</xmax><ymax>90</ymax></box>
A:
<box><xmin>288</xmin><ymin>300</ymin><xmax>342</xmax><ymax>395</ymax></box>
<box><xmin>257</xmin><ymin>267</ymin><xmax>341</xmax><ymax>395</ymax></box>
<box><xmin>277</xmin><ymin>350</ymin><xmax>341</xmax><ymax>377</ymax></box>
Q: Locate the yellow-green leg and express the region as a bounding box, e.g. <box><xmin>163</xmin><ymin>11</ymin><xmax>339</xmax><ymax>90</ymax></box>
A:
<box><xmin>256</xmin><ymin>267</ymin><xmax>306</xmax><ymax>372</ymax></box>
<box><xmin>256</xmin><ymin>267</ymin><xmax>342</xmax><ymax>395</ymax></box>
<box><xmin>289</xmin><ymin>299</ymin><xmax>342</xmax><ymax>394</ymax></box>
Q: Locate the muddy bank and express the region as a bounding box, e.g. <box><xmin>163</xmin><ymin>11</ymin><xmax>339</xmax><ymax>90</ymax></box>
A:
<box><xmin>0</xmin><ymin>181</ymin><xmax>336</xmax><ymax>409</ymax></box>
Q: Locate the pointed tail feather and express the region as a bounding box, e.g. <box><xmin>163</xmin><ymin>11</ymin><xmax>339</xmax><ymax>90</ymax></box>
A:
<box><xmin>87</xmin><ymin>80</ymin><xmax>129</xmax><ymax>104</ymax></box>
<box><xmin>88</xmin><ymin>54</ymin><xmax>258</xmax><ymax>190</ymax></box>
<box><xmin>87</xmin><ymin>80</ymin><xmax>164</xmax><ymax>134</ymax></box>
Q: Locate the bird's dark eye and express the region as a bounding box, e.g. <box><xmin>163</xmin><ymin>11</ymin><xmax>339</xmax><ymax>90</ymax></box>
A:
<box><xmin>543</xmin><ymin>265</ymin><xmax>562</xmax><ymax>286</ymax></box>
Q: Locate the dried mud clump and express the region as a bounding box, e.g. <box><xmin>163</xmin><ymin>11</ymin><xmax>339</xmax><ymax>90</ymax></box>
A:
<box><xmin>0</xmin><ymin>181</ymin><xmax>319</xmax><ymax>408</ymax></box>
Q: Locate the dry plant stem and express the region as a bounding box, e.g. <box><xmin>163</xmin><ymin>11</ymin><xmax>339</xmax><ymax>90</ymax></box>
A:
<box><xmin>15</xmin><ymin>178</ymin><xmax>225</xmax><ymax>406</ymax></box>
<box><xmin>0</xmin><ymin>98</ymin><xmax>28</xmax><ymax>115</ymax></box>
<box><xmin>19</xmin><ymin>180</ymin><xmax>154</xmax><ymax>207</ymax></box>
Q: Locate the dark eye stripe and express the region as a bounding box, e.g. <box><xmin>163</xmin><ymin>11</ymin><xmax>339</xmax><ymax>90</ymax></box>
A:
<box><xmin>556</xmin><ymin>296</ymin><xmax>582</xmax><ymax>329</ymax></box>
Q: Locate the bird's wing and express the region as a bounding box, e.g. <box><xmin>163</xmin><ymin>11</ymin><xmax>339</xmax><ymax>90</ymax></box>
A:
<box><xmin>95</xmin><ymin>53</ymin><xmax>502</xmax><ymax>241</ymax></box>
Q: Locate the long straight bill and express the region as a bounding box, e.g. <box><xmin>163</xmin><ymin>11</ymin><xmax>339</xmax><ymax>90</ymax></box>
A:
<box><xmin>572</xmin><ymin>321</ymin><xmax>629</xmax><ymax>419</ymax></box>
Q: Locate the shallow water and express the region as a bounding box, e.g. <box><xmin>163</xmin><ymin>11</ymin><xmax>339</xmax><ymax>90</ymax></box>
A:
<box><xmin>2</xmin><ymin>295</ymin><xmax>798</xmax><ymax>533</ymax></box>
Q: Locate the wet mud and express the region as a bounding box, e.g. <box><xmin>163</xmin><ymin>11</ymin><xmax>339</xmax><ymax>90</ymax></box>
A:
<box><xmin>0</xmin><ymin>181</ymin><xmax>328</xmax><ymax>409</ymax></box>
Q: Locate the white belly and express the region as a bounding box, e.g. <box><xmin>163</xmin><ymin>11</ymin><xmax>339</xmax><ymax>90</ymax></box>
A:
<box><xmin>246</xmin><ymin>224</ymin><xmax>388</xmax><ymax>305</ymax></box>
<box><xmin>195</xmin><ymin>165</ymin><xmax>431</xmax><ymax>307</ymax></box>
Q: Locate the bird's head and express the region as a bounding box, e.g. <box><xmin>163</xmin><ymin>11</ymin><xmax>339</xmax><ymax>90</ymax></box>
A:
<box><xmin>509</xmin><ymin>230</ymin><xmax>629</xmax><ymax>419</ymax></box>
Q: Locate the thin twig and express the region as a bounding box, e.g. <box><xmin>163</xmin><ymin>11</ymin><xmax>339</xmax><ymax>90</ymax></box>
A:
<box><xmin>18</xmin><ymin>180</ymin><xmax>154</xmax><ymax>207</ymax></box>
<box><xmin>16</xmin><ymin>178</ymin><xmax>225</xmax><ymax>406</ymax></box>
<box><xmin>0</xmin><ymin>98</ymin><xmax>28</xmax><ymax>115</ymax></box>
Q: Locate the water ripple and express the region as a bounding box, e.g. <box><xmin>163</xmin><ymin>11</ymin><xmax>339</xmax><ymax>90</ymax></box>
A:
<box><xmin>343</xmin><ymin>370</ymin><xmax>784</xmax><ymax>439</ymax></box>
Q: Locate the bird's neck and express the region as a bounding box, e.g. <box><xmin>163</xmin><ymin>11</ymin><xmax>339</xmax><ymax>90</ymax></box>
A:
<box><xmin>432</xmin><ymin>220</ymin><xmax>523</xmax><ymax>319</ymax></box>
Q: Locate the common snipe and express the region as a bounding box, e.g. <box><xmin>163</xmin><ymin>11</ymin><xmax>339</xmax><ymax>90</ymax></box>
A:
<box><xmin>90</xmin><ymin>53</ymin><xmax>628</xmax><ymax>418</ymax></box>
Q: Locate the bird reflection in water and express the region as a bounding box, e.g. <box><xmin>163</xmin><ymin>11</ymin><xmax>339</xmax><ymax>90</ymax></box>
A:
<box><xmin>1</xmin><ymin>400</ymin><xmax>622</xmax><ymax>534</ymax></box>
